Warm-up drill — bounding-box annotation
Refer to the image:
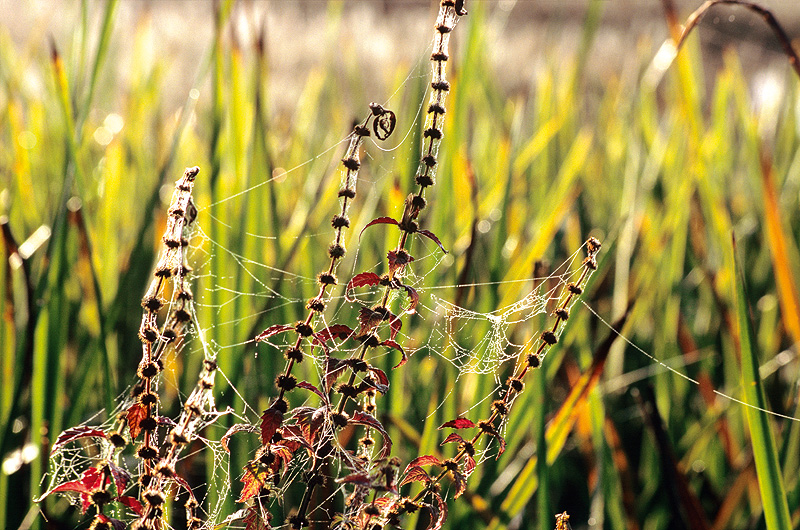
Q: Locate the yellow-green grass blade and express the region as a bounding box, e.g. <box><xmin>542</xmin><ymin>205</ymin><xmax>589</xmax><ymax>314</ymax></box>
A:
<box><xmin>732</xmin><ymin>236</ymin><xmax>792</xmax><ymax>530</ymax></box>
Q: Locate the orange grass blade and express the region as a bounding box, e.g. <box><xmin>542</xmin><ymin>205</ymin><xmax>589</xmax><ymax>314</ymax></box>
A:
<box><xmin>759</xmin><ymin>149</ymin><xmax>800</xmax><ymax>349</ymax></box>
<box><xmin>546</xmin><ymin>311</ymin><xmax>628</xmax><ymax>464</ymax></box>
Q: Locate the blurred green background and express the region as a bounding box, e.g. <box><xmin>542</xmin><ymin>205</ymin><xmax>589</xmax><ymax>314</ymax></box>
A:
<box><xmin>2</xmin><ymin>1</ymin><xmax>800</xmax><ymax>529</ymax></box>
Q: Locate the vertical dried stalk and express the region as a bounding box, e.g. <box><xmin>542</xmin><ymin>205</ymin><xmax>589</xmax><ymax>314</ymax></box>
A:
<box><xmin>132</xmin><ymin>166</ymin><xmax>200</xmax><ymax>530</ymax></box>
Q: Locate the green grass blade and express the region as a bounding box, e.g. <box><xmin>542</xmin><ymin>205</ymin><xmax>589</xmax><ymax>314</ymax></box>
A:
<box><xmin>732</xmin><ymin>236</ymin><xmax>792</xmax><ymax>530</ymax></box>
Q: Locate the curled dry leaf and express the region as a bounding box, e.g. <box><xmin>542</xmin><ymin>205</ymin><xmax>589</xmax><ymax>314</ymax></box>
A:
<box><xmin>360</xmin><ymin>216</ymin><xmax>400</xmax><ymax>239</ymax></box>
<box><xmin>350</xmin><ymin>411</ymin><xmax>393</xmax><ymax>459</ymax></box>
<box><xmin>255</xmin><ymin>324</ymin><xmax>295</xmax><ymax>342</ymax></box>
<box><xmin>51</xmin><ymin>426</ymin><xmax>107</xmax><ymax>453</ymax></box>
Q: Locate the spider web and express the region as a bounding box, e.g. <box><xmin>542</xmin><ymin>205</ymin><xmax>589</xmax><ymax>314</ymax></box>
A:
<box><xmin>40</xmin><ymin>5</ymin><xmax>800</xmax><ymax>530</ymax></box>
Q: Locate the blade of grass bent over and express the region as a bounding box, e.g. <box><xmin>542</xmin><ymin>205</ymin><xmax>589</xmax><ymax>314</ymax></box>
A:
<box><xmin>732</xmin><ymin>236</ymin><xmax>792</xmax><ymax>530</ymax></box>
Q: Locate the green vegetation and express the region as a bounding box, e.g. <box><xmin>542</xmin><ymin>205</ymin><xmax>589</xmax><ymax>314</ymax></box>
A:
<box><xmin>2</xmin><ymin>1</ymin><xmax>799</xmax><ymax>529</ymax></box>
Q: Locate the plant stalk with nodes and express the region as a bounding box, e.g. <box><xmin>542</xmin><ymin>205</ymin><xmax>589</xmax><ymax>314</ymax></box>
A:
<box><xmin>375</xmin><ymin>239</ymin><xmax>602</xmax><ymax>529</ymax></box>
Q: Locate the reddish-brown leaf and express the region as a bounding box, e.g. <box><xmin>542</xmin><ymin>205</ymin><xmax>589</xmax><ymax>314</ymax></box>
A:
<box><xmin>404</xmin><ymin>455</ymin><xmax>443</xmax><ymax>475</ymax></box>
<box><xmin>243</xmin><ymin>506</ymin><xmax>272</xmax><ymax>530</ymax></box>
<box><xmin>40</xmin><ymin>466</ymin><xmax>105</xmax><ymax>513</ymax></box>
<box><xmin>346</xmin><ymin>273</ymin><xmax>382</xmax><ymax>302</ymax></box>
<box><xmin>379</xmin><ymin>340</ymin><xmax>407</xmax><ymax>369</ymax></box>
<box><xmin>336</xmin><ymin>473</ymin><xmax>372</xmax><ymax>486</ymax></box>
<box><xmin>387</xmin><ymin>250</ymin><xmax>415</xmax><ymax>275</ymax></box>
<box><xmin>426</xmin><ymin>492</ymin><xmax>448</xmax><ymax>530</ymax></box>
<box><xmin>221</xmin><ymin>423</ymin><xmax>258</xmax><ymax>453</ymax></box>
<box><xmin>368</xmin><ymin>366</ymin><xmax>390</xmax><ymax>387</ymax></box>
<box><xmin>466</xmin><ymin>456</ymin><xmax>477</xmax><ymax>477</ymax></box>
<box><xmin>296</xmin><ymin>407</ymin><xmax>326</xmax><ymax>446</ymax></box>
<box><xmin>297</xmin><ymin>381</ymin><xmax>326</xmax><ymax>401</ymax></box>
<box><xmin>439</xmin><ymin>418</ymin><xmax>476</xmax><ymax>430</ymax></box>
<box><xmin>418</xmin><ymin>229</ymin><xmax>446</xmax><ymax>253</ymax></box>
<box><xmin>107</xmin><ymin>461</ymin><xmax>130</xmax><ymax>494</ymax></box>
<box><xmin>399</xmin><ymin>466</ymin><xmax>431</xmax><ymax>486</ymax></box>
<box><xmin>51</xmin><ymin>426</ymin><xmax>107</xmax><ymax>453</ymax></box>
<box><xmin>94</xmin><ymin>515</ymin><xmax>125</xmax><ymax>530</ymax></box>
<box><xmin>324</xmin><ymin>358</ymin><xmax>347</xmax><ymax>391</ymax></box>
<box><xmin>260</xmin><ymin>407</ymin><xmax>284</xmax><ymax>445</ymax></box>
<box><xmin>388</xmin><ymin>313</ymin><xmax>402</xmax><ymax>340</ymax></box>
<box><xmin>313</xmin><ymin>325</ymin><xmax>354</xmax><ymax>346</ymax></box>
<box><xmin>271</xmin><ymin>443</ymin><xmax>297</xmax><ymax>471</ymax></box>
<box><xmin>126</xmin><ymin>403</ymin><xmax>148</xmax><ymax>440</ymax></box>
<box><xmin>452</xmin><ymin>469</ymin><xmax>467</xmax><ymax>499</ymax></box>
<box><xmin>360</xmin><ymin>216</ymin><xmax>399</xmax><ymax>238</ymax></box>
<box><xmin>117</xmin><ymin>495</ymin><xmax>143</xmax><ymax>515</ymax></box>
<box><xmin>255</xmin><ymin>324</ymin><xmax>294</xmax><ymax>342</ymax></box>
<box><xmin>237</xmin><ymin>465</ymin><xmax>269</xmax><ymax>503</ymax></box>
<box><xmin>49</xmin><ymin>466</ymin><xmax>104</xmax><ymax>496</ymax></box>
<box><xmin>441</xmin><ymin>433</ymin><xmax>465</xmax><ymax>446</ymax></box>
<box><xmin>357</xmin><ymin>307</ymin><xmax>383</xmax><ymax>334</ymax></box>
<box><xmin>494</xmin><ymin>432</ymin><xmax>507</xmax><ymax>457</ymax></box>
<box><xmin>350</xmin><ymin>411</ymin><xmax>392</xmax><ymax>459</ymax></box>
<box><xmin>401</xmin><ymin>283</ymin><xmax>419</xmax><ymax>314</ymax></box>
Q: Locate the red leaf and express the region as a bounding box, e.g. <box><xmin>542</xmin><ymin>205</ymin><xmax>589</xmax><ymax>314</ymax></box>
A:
<box><xmin>237</xmin><ymin>465</ymin><xmax>269</xmax><ymax>503</ymax></box>
<box><xmin>345</xmin><ymin>273</ymin><xmax>382</xmax><ymax>302</ymax></box>
<box><xmin>336</xmin><ymin>473</ymin><xmax>372</xmax><ymax>486</ymax></box>
<box><xmin>357</xmin><ymin>307</ymin><xmax>383</xmax><ymax>334</ymax></box>
<box><xmin>426</xmin><ymin>492</ymin><xmax>448</xmax><ymax>530</ymax></box>
<box><xmin>313</xmin><ymin>325</ymin><xmax>354</xmax><ymax>346</ymax></box>
<box><xmin>464</xmin><ymin>455</ymin><xmax>476</xmax><ymax>477</ymax></box>
<box><xmin>440</xmin><ymin>433</ymin><xmax>465</xmax><ymax>446</ymax></box>
<box><xmin>368</xmin><ymin>366</ymin><xmax>389</xmax><ymax>387</ymax></box>
<box><xmin>297</xmin><ymin>381</ymin><xmax>327</xmax><ymax>401</ymax></box>
<box><xmin>107</xmin><ymin>461</ymin><xmax>130</xmax><ymax>494</ymax></box>
<box><xmin>399</xmin><ymin>466</ymin><xmax>430</xmax><ymax>486</ymax></box>
<box><xmin>94</xmin><ymin>514</ymin><xmax>125</xmax><ymax>530</ymax></box>
<box><xmin>324</xmin><ymin>358</ymin><xmax>347</xmax><ymax>391</ymax></box>
<box><xmin>350</xmin><ymin>411</ymin><xmax>392</xmax><ymax>459</ymax></box>
<box><xmin>221</xmin><ymin>423</ymin><xmax>258</xmax><ymax>453</ymax></box>
<box><xmin>271</xmin><ymin>443</ymin><xmax>297</xmax><ymax>471</ymax></box>
<box><xmin>387</xmin><ymin>250</ymin><xmax>414</xmax><ymax>275</ymax></box>
<box><xmin>49</xmin><ymin>466</ymin><xmax>104</xmax><ymax>496</ymax></box>
<box><xmin>126</xmin><ymin>403</ymin><xmax>148</xmax><ymax>440</ymax></box>
<box><xmin>417</xmin><ymin>229</ymin><xmax>447</xmax><ymax>253</ymax></box>
<box><xmin>260</xmin><ymin>407</ymin><xmax>284</xmax><ymax>445</ymax></box>
<box><xmin>255</xmin><ymin>324</ymin><xmax>294</xmax><ymax>342</ymax></box>
<box><xmin>117</xmin><ymin>495</ymin><xmax>144</xmax><ymax>515</ymax></box>
<box><xmin>295</xmin><ymin>407</ymin><xmax>326</xmax><ymax>445</ymax></box>
<box><xmin>51</xmin><ymin>426</ymin><xmax>107</xmax><ymax>453</ymax></box>
<box><xmin>401</xmin><ymin>283</ymin><xmax>419</xmax><ymax>314</ymax></box>
<box><xmin>439</xmin><ymin>418</ymin><xmax>477</xmax><ymax>430</ymax></box>
<box><xmin>495</xmin><ymin>433</ymin><xmax>507</xmax><ymax>457</ymax></box>
<box><xmin>404</xmin><ymin>455</ymin><xmax>442</xmax><ymax>475</ymax></box>
<box><xmin>380</xmin><ymin>340</ymin><xmax>408</xmax><ymax>369</ymax></box>
<box><xmin>452</xmin><ymin>470</ymin><xmax>467</xmax><ymax>499</ymax></box>
<box><xmin>243</xmin><ymin>506</ymin><xmax>272</xmax><ymax>530</ymax></box>
<box><xmin>388</xmin><ymin>313</ymin><xmax>402</xmax><ymax>340</ymax></box>
<box><xmin>360</xmin><ymin>216</ymin><xmax>399</xmax><ymax>238</ymax></box>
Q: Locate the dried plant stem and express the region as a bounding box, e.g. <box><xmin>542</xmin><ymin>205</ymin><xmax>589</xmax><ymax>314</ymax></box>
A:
<box><xmin>132</xmin><ymin>166</ymin><xmax>199</xmax><ymax>529</ymax></box>
<box><xmin>674</xmin><ymin>0</ymin><xmax>800</xmax><ymax>80</ymax></box>
<box><xmin>388</xmin><ymin>239</ymin><xmax>601</xmax><ymax>527</ymax></box>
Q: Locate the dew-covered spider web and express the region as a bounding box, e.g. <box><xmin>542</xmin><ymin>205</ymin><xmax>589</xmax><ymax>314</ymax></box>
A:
<box><xmin>40</xmin><ymin>5</ymin><xmax>800</xmax><ymax>530</ymax></box>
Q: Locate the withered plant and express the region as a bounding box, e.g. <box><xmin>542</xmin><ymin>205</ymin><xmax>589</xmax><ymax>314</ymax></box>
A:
<box><xmin>36</xmin><ymin>2</ymin><xmax>606</xmax><ymax>530</ymax></box>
